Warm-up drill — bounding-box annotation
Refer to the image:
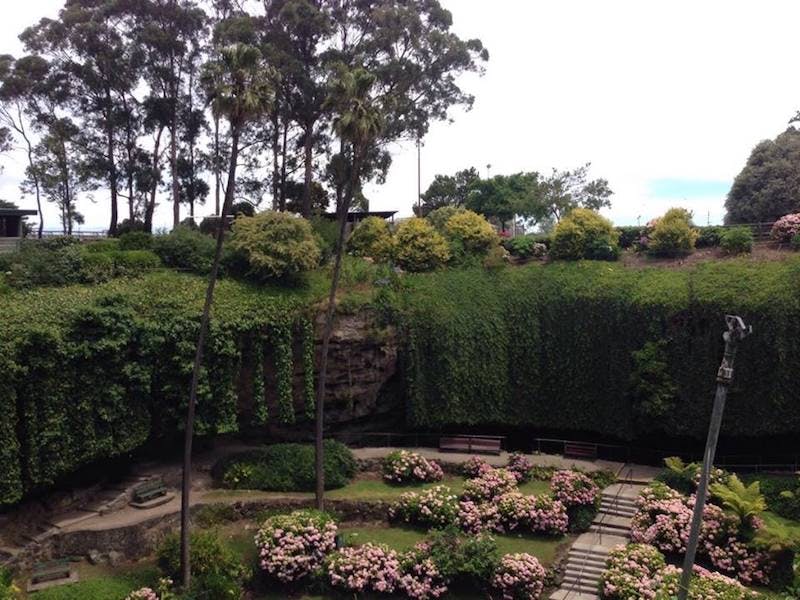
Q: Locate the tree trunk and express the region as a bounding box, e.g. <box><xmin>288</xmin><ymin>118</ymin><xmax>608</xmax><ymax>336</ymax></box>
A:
<box><xmin>180</xmin><ymin>126</ymin><xmax>240</xmax><ymax>589</ymax></box>
<box><xmin>271</xmin><ymin>108</ymin><xmax>280</xmax><ymax>210</ymax></box>
<box><xmin>171</xmin><ymin>122</ymin><xmax>179</xmax><ymax>229</ymax></box>
<box><xmin>302</xmin><ymin>123</ymin><xmax>314</xmax><ymax>218</ymax></box>
<box><xmin>144</xmin><ymin>127</ymin><xmax>164</xmax><ymax>233</ymax></box>
<box><xmin>214</xmin><ymin>116</ymin><xmax>220</xmax><ymax>215</ymax></box>
<box><xmin>280</xmin><ymin>121</ymin><xmax>288</xmax><ymax>210</ymax></box>
<box><xmin>315</xmin><ymin>148</ymin><xmax>361</xmax><ymax>510</ymax></box>
<box><xmin>108</xmin><ymin>124</ymin><xmax>118</xmax><ymax>236</ymax></box>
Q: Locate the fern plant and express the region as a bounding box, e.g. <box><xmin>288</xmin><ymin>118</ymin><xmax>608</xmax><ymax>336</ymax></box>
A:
<box><xmin>710</xmin><ymin>475</ymin><xmax>767</xmax><ymax>538</ymax></box>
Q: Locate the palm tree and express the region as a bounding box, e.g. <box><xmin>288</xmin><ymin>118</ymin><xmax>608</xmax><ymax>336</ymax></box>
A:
<box><xmin>314</xmin><ymin>65</ymin><xmax>383</xmax><ymax>509</ymax></box>
<box><xmin>179</xmin><ymin>43</ymin><xmax>272</xmax><ymax>589</ymax></box>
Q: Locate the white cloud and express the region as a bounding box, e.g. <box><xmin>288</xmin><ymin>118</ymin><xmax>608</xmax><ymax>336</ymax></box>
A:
<box><xmin>3</xmin><ymin>0</ymin><xmax>800</xmax><ymax>229</ymax></box>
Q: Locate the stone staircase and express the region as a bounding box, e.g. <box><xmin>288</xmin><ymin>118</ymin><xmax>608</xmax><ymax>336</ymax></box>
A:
<box><xmin>550</xmin><ymin>475</ymin><xmax>649</xmax><ymax>600</ymax></box>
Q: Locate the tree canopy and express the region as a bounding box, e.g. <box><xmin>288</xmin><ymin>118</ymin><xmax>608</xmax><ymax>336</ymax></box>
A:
<box><xmin>725</xmin><ymin>126</ymin><xmax>800</xmax><ymax>224</ymax></box>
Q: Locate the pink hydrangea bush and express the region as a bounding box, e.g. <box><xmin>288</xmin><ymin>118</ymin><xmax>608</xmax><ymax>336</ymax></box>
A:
<box><xmin>458</xmin><ymin>492</ymin><xmax>568</xmax><ymax>536</ymax></box>
<box><xmin>327</xmin><ymin>543</ymin><xmax>402</xmax><ymax>594</ymax></box>
<box><xmin>462</xmin><ymin>456</ymin><xmax>493</xmax><ymax>479</ymax></box>
<box><xmin>398</xmin><ymin>555</ymin><xmax>449</xmax><ymax>600</ymax></box>
<box><xmin>506</xmin><ymin>453</ymin><xmax>533</xmax><ymax>483</ymax></box>
<box><xmin>630</xmin><ymin>483</ymin><xmax>775</xmax><ymax>586</ymax></box>
<box><xmin>254</xmin><ymin>510</ymin><xmax>338</xmax><ymax>583</ymax></box>
<box><xmin>601</xmin><ymin>543</ymin><xmax>759</xmax><ymax>600</ymax></box>
<box><xmin>462</xmin><ymin>468</ymin><xmax>518</xmax><ymax>502</ymax></box>
<box><xmin>124</xmin><ymin>590</ymin><xmax>160</xmax><ymax>600</ymax></box>
<box><xmin>490</xmin><ymin>553</ymin><xmax>546</xmax><ymax>600</ymax></box>
<box><xmin>383</xmin><ymin>450</ymin><xmax>444</xmax><ymax>484</ymax></box>
<box><xmin>389</xmin><ymin>485</ymin><xmax>459</xmax><ymax>529</ymax></box>
<box><xmin>771</xmin><ymin>213</ymin><xmax>800</xmax><ymax>242</ymax></box>
<box><xmin>550</xmin><ymin>470</ymin><xmax>599</xmax><ymax>507</ymax></box>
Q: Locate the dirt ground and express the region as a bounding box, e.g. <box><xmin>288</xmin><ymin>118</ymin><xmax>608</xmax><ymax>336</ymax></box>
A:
<box><xmin>619</xmin><ymin>242</ymin><xmax>796</xmax><ymax>269</ymax></box>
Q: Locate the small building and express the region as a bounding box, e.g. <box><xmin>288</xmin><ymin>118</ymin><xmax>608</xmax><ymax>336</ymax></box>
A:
<box><xmin>323</xmin><ymin>210</ymin><xmax>398</xmax><ymax>235</ymax></box>
<box><xmin>0</xmin><ymin>208</ymin><xmax>37</xmax><ymax>253</ymax></box>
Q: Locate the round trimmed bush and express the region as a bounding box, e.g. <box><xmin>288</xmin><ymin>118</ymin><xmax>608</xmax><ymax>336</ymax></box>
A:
<box><xmin>719</xmin><ymin>226</ymin><xmax>753</xmax><ymax>255</ymax></box>
<box><xmin>79</xmin><ymin>251</ymin><xmax>115</xmax><ymax>283</ymax></box>
<box><xmin>504</xmin><ymin>235</ymin><xmax>547</xmax><ymax>259</ymax></box>
<box><xmin>646</xmin><ymin>208</ymin><xmax>698</xmax><ymax>257</ymax></box>
<box><xmin>550</xmin><ymin>208</ymin><xmax>620</xmax><ymax>261</ymax></box>
<box><xmin>443</xmin><ymin>210</ymin><xmax>498</xmax><ymax>255</ymax></box>
<box><xmin>152</xmin><ymin>227</ymin><xmax>216</xmax><ymax>273</ymax></box>
<box><xmin>157</xmin><ymin>530</ymin><xmax>245</xmax><ymax>598</ymax></box>
<box><xmin>230</xmin><ymin>211</ymin><xmax>321</xmax><ymax>280</ymax></box>
<box><xmin>111</xmin><ymin>250</ymin><xmax>161</xmax><ymax>276</ymax></box>
<box><xmin>426</xmin><ymin>206</ymin><xmax>465</xmax><ymax>231</ymax></box>
<box><xmin>394</xmin><ymin>218</ymin><xmax>450</xmax><ymax>272</ymax></box>
<box><xmin>347</xmin><ymin>216</ymin><xmax>394</xmax><ymax>262</ymax></box>
<box><xmin>214</xmin><ymin>440</ymin><xmax>356</xmax><ymax>492</ymax></box>
<box><xmin>696</xmin><ymin>225</ymin><xmax>724</xmax><ymax>248</ymax></box>
<box><xmin>117</xmin><ymin>231</ymin><xmax>153</xmax><ymax>251</ymax></box>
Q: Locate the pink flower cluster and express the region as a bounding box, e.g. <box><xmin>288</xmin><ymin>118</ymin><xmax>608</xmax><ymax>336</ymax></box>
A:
<box><xmin>490</xmin><ymin>553</ymin><xmax>546</xmax><ymax>600</ymax></box>
<box><xmin>601</xmin><ymin>543</ymin><xmax>759</xmax><ymax>600</ymax></box>
<box><xmin>550</xmin><ymin>470</ymin><xmax>599</xmax><ymax>507</ymax></box>
<box><xmin>771</xmin><ymin>213</ymin><xmax>800</xmax><ymax>242</ymax></box>
<box><xmin>125</xmin><ymin>589</ymin><xmax>159</xmax><ymax>600</ymax></box>
<box><xmin>506</xmin><ymin>453</ymin><xmax>533</xmax><ymax>483</ymax></box>
<box><xmin>630</xmin><ymin>483</ymin><xmax>775</xmax><ymax>585</ymax></box>
<box><xmin>459</xmin><ymin>492</ymin><xmax>568</xmax><ymax>536</ymax></box>
<box><xmin>255</xmin><ymin>510</ymin><xmax>338</xmax><ymax>583</ymax></box>
<box><xmin>327</xmin><ymin>543</ymin><xmax>402</xmax><ymax>594</ymax></box>
<box><xmin>327</xmin><ymin>543</ymin><xmax>448</xmax><ymax>600</ymax></box>
<box><xmin>383</xmin><ymin>450</ymin><xmax>444</xmax><ymax>484</ymax></box>
<box><xmin>389</xmin><ymin>485</ymin><xmax>460</xmax><ymax>529</ymax></box>
<box><xmin>462</xmin><ymin>456</ymin><xmax>493</xmax><ymax>478</ymax></box>
<box><xmin>462</xmin><ymin>468</ymin><xmax>518</xmax><ymax>502</ymax></box>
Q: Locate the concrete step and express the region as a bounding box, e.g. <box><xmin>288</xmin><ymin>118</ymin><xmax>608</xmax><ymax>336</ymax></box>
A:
<box><xmin>566</xmin><ymin>553</ymin><xmax>608</xmax><ymax>567</ymax></box>
<box><xmin>564</xmin><ymin>569</ymin><xmax>602</xmax><ymax>583</ymax></box>
<box><xmin>550</xmin><ymin>590</ymin><xmax>598</xmax><ymax>600</ymax></box>
<box><xmin>559</xmin><ymin>576</ymin><xmax>600</xmax><ymax>595</ymax></box>
<box><xmin>592</xmin><ymin>514</ymin><xmax>631</xmax><ymax>528</ymax></box>
<box><xmin>564</xmin><ymin>561</ymin><xmax>605</xmax><ymax>575</ymax></box>
<box><xmin>599</xmin><ymin>496</ymin><xmax>637</xmax><ymax>509</ymax></box>
<box><xmin>572</xmin><ymin>532</ymin><xmax>629</xmax><ymax>549</ymax></box>
<box><xmin>597</xmin><ymin>507</ymin><xmax>636</xmax><ymax>519</ymax></box>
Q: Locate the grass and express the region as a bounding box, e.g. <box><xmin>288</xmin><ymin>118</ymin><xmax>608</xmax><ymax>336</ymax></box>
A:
<box><xmin>26</xmin><ymin>563</ymin><xmax>158</xmax><ymax>600</ymax></box>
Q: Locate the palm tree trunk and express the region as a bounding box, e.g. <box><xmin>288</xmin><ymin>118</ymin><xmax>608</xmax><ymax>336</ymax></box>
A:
<box><xmin>315</xmin><ymin>149</ymin><xmax>361</xmax><ymax>510</ymax></box>
<box><xmin>179</xmin><ymin>126</ymin><xmax>240</xmax><ymax>589</ymax></box>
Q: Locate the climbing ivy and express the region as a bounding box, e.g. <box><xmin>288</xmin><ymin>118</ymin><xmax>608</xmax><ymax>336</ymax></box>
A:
<box><xmin>252</xmin><ymin>335</ymin><xmax>268</xmax><ymax>425</ymax></box>
<box><xmin>302</xmin><ymin>318</ymin><xmax>316</xmax><ymax>420</ymax></box>
<box><xmin>273</xmin><ymin>322</ymin><xmax>295</xmax><ymax>424</ymax></box>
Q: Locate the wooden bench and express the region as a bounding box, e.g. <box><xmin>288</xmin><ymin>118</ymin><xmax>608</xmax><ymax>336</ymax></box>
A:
<box><xmin>27</xmin><ymin>558</ymin><xmax>78</xmax><ymax>591</ymax></box>
<box><xmin>439</xmin><ymin>435</ymin><xmax>504</xmax><ymax>455</ymax></box>
<box><xmin>564</xmin><ymin>441</ymin><xmax>598</xmax><ymax>460</ymax></box>
<box><xmin>130</xmin><ymin>478</ymin><xmax>168</xmax><ymax>507</ymax></box>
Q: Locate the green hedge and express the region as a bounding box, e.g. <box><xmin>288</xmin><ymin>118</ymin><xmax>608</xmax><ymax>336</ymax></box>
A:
<box><xmin>399</xmin><ymin>259</ymin><xmax>800</xmax><ymax>440</ymax></box>
<box><xmin>0</xmin><ymin>271</ymin><xmax>320</xmax><ymax>506</ymax></box>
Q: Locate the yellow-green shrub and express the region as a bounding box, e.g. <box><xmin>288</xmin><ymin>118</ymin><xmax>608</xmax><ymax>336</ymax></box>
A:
<box><xmin>444</xmin><ymin>210</ymin><xmax>499</xmax><ymax>255</ymax></box>
<box><xmin>347</xmin><ymin>216</ymin><xmax>395</xmax><ymax>262</ymax></box>
<box><xmin>231</xmin><ymin>211</ymin><xmax>321</xmax><ymax>280</ymax></box>
<box><xmin>394</xmin><ymin>218</ymin><xmax>450</xmax><ymax>272</ymax></box>
<box><xmin>426</xmin><ymin>206</ymin><xmax>465</xmax><ymax>231</ymax></box>
<box><xmin>550</xmin><ymin>208</ymin><xmax>619</xmax><ymax>261</ymax></box>
<box><xmin>647</xmin><ymin>208</ymin><xmax>698</xmax><ymax>257</ymax></box>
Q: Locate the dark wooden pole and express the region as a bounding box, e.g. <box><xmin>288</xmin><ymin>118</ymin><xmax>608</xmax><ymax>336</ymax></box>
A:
<box><xmin>677</xmin><ymin>315</ymin><xmax>750</xmax><ymax>600</ymax></box>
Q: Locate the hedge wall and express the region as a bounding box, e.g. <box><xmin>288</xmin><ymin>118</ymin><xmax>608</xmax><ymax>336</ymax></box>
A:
<box><xmin>0</xmin><ymin>272</ymin><xmax>318</xmax><ymax>506</ymax></box>
<box><xmin>399</xmin><ymin>259</ymin><xmax>800</xmax><ymax>440</ymax></box>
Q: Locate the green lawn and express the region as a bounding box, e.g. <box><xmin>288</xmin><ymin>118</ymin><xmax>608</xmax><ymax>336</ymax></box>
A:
<box><xmin>26</xmin><ymin>563</ymin><xmax>158</xmax><ymax>600</ymax></box>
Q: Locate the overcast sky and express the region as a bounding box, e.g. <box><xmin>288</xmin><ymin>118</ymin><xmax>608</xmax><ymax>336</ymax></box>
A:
<box><xmin>3</xmin><ymin>0</ymin><xmax>800</xmax><ymax>230</ymax></box>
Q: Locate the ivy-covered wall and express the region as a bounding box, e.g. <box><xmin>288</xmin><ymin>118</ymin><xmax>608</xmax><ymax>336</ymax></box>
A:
<box><xmin>399</xmin><ymin>259</ymin><xmax>800</xmax><ymax>441</ymax></box>
<box><xmin>0</xmin><ymin>273</ymin><xmax>317</xmax><ymax>506</ymax></box>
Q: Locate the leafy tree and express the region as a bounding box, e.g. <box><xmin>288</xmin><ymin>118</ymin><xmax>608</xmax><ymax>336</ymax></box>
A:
<box><xmin>538</xmin><ymin>163</ymin><xmax>613</xmax><ymax>222</ymax></box>
<box><xmin>418</xmin><ymin>167</ymin><xmax>480</xmax><ymax>215</ymax></box>
<box><xmin>180</xmin><ymin>41</ymin><xmax>273</xmax><ymax>589</ymax></box>
<box><xmin>726</xmin><ymin>126</ymin><xmax>800</xmax><ymax>224</ymax></box>
<box><xmin>466</xmin><ymin>173</ymin><xmax>539</xmax><ymax>229</ymax></box>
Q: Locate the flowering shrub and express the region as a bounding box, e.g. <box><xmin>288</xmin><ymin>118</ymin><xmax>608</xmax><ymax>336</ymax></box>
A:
<box><xmin>462</xmin><ymin>456</ymin><xmax>493</xmax><ymax>479</ymax></box>
<box><xmin>601</xmin><ymin>544</ymin><xmax>759</xmax><ymax>600</ymax></box>
<box><xmin>491</xmin><ymin>553</ymin><xmax>546</xmax><ymax>600</ymax></box>
<box><xmin>254</xmin><ymin>510</ymin><xmax>338</xmax><ymax>583</ymax></box>
<box><xmin>551</xmin><ymin>470</ymin><xmax>599</xmax><ymax>507</ymax></box>
<box><xmin>459</xmin><ymin>492</ymin><xmax>568</xmax><ymax>536</ymax></box>
<box><xmin>125</xmin><ymin>578</ymin><xmax>174</xmax><ymax>600</ymax></box>
<box><xmin>770</xmin><ymin>213</ymin><xmax>800</xmax><ymax>242</ymax></box>
<box><xmin>462</xmin><ymin>468</ymin><xmax>518</xmax><ymax>502</ymax></box>
<box><xmin>125</xmin><ymin>590</ymin><xmax>159</xmax><ymax>600</ymax></box>
<box><xmin>389</xmin><ymin>485</ymin><xmax>459</xmax><ymax>529</ymax></box>
<box><xmin>398</xmin><ymin>556</ymin><xmax>449</xmax><ymax>600</ymax></box>
<box><xmin>630</xmin><ymin>484</ymin><xmax>775</xmax><ymax>585</ymax></box>
<box><xmin>506</xmin><ymin>453</ymin><xmax>533</xmax><ymax>483</ymax></box>
<box><xmin>383</xmin><ymin>450</ymin><xmax>444</xmax><ymax>484</ymax></box>
<box><xmin>327</xmin><ymin>543</ymin><xmax>402</xmax><ymax>594</ymax></box>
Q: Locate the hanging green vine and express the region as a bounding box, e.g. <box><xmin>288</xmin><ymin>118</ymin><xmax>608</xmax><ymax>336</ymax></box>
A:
<box><xmin>252</xmin><ymin>334</ymin><xmax>268</xmax><ymax>425</ymax></box>
<box><xmin>302</xmin><ymin>318</ymin><xmax>316</xmax><ymax>420</ymax></box>
<box><xmin>274</xmin><ymin>322</ymin><xmax>295</xmax><ymax>424</ymax></box>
